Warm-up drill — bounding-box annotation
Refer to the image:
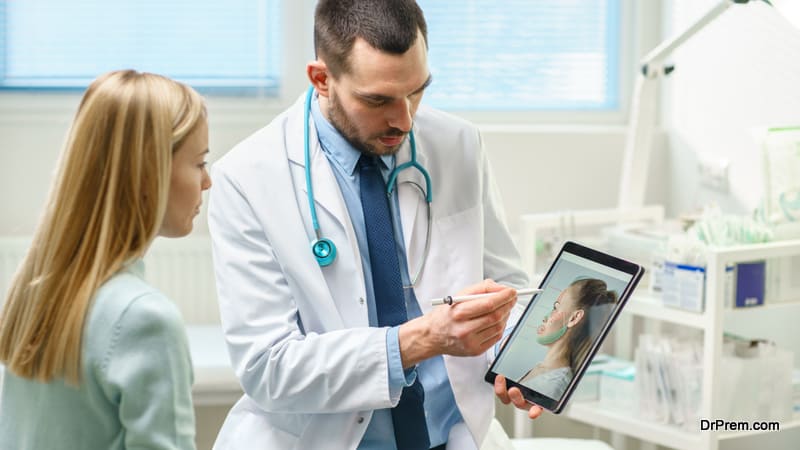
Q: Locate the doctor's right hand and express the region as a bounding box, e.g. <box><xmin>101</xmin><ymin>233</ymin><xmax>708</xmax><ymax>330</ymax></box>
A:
<box><xmin>398</xmin><ymin>279</ymin><xmax>517</xmax><ymax>368</ymax></box>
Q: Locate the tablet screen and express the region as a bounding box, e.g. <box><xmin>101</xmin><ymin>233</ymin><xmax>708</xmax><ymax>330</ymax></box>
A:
<box><xmin>486</xmin><ymin>241</ymin><xmax>643</xmax><ymax>412</ymax></box>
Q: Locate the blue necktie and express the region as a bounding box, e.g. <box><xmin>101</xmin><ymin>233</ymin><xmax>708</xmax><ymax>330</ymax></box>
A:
<box><xmin>359</xmin><ymin>155</ymin><xmax>430</xmax><ymax>450</ymax></box>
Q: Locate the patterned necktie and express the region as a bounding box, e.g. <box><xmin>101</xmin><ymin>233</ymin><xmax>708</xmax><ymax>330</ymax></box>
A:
<box><xmin>358</xmin><ymin>154</ymin><xmax>430</xmax><ymax>450</ymax></box>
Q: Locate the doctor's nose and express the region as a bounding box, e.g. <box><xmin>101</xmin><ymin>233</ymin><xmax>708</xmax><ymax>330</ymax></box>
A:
<box><xmin>386</xmin><ymin>98</ymin><xmax>413</xmax><ymax>133</ymax></box>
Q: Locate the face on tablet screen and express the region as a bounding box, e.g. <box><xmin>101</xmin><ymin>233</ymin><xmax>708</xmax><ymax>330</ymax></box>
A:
<box><xmin>490</xmin><ymin>248</ymin><xmax>636</xmax><ymax>407</ymax></box>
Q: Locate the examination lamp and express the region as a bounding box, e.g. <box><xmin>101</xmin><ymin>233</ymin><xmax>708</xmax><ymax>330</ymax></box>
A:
<box><xmin>617</xmin><ymin>0</ymin><xmax>800</xmax><ymax>209</ymax></box>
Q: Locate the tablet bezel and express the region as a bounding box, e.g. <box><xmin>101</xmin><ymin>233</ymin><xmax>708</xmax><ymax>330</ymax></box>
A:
<box><xmin>485</xmin><ymin>240</ymin><xmax>645</xmax><ymax>413</ymax></box>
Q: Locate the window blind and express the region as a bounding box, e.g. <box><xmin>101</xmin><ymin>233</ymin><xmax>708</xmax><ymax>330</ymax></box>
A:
<box><xmin>0</xmin><ymin>0</ymin><xmax>281</xmax><ymax>93</ymax></box>
<box><xmin>418</xmin><ymin>0</ymin><xmax>621</xmax><ymax>110</ymax></box>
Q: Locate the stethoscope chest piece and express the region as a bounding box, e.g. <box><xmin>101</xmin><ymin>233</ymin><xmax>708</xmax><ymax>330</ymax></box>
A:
<box><xmin>311</xmin><ymin>237</ymin><xmax>337</xmax><ymax>266</ymax></box>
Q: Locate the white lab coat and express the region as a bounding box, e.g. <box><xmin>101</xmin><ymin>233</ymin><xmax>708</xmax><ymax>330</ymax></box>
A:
<box><xmin>208</xmin><ymin>93</ymin><xmax>528</xmax><ymax>450</ymax></box>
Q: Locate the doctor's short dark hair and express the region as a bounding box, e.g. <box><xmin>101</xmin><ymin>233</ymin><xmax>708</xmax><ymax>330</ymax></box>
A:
<box><xmin>314</xmin><ymin>0</ymin><xmax>428</xmax><ymax>78</ymax></box>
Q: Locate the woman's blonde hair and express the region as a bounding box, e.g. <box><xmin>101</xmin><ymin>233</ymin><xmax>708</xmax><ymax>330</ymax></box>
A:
<box><xmin>0</xmin><ymin>70</ymin><xmax>206</xmax><ymax>384</ymax></box>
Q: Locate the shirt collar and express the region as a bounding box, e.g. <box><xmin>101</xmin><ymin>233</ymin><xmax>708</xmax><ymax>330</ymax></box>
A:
<box><xmin>310</xmin><ymin>93</ymin><xmax>394</xmax><ymax>175</ymax></box>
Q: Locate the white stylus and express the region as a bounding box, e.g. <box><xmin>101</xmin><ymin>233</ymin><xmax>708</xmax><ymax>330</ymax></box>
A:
<box><xmin>430</xmin><ymin>288</ymin><xmax>543</xmax><ymax>306</ymax></box>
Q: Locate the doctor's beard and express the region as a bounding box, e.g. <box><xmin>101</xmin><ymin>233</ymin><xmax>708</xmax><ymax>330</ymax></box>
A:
<box><xmin>328</xmin><ymin>89</ymin><xmax>407</xmax><ymax>157</ymax></box>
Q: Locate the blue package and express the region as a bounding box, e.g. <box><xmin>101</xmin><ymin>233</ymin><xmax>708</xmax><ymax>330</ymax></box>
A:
<box><xmin>735</xmin><ymin>261</ymin><xmax>765</xmax><ymax>307</ymax></box>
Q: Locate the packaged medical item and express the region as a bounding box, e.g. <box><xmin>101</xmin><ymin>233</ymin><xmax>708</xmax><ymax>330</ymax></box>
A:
<box><xmin>573</xmin><ymin>355</ymin><xmax>633</xmax><ymax>403</ymax></box>
<box><xmin>734</xmin><ymin>261</ymin><xmax>766</xmax><ymax>307</ymax></box>
<box><xmin>635</xmin><ymin>334</ymin><xmax>703</xmax><ymax>428</ymax></box>
<box><xmin>599</xmin><ymin>364</ymin><xmax>636</xmax><ymax>412</ymax></box>
<box><xmin>718</xmin><ymin>339</ymin><xmax>793</xmax><ymax>423</ymax></box>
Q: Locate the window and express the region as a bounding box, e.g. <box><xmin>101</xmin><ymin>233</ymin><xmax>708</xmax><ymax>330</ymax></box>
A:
<box><xmin>0</xmin><ymin>0</ymin><xmax>627</xmax><ymax>113</ymax></box>
<box><xmin>0</xmin><ymin>0</ymin><xmax>281</xmax><ymax>94</ymax></box>
<box><xmin>418</xmin><ymin>0</ymin><xmax>623</xmax><ymax>111</ymax></box>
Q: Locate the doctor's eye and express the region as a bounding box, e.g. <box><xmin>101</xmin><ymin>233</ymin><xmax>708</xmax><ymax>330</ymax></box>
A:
<box><xmin>363</xmin><ymin>99</ymin><xmax>386</xmax><ymax>108</ymax></box>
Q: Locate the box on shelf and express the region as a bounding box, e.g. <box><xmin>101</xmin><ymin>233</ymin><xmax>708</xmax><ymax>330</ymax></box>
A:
<box><xmin>718</xmin><ymin>342</ymin><xmax>793</xmax><ymax>423</ymax></box>
<box><xmin>734</xmin><ymin>261</ymin><xmax>766</xmax><ymax>307</ymax></box>
<box><xmin>659</xmin><ymin>260</ymin><xmax>765</xmax><ymax>312</ymax></box>
<box><xmin>573</xmin><ymin>354</ymin><xmax>632</xmax><ymax>402</ymax></box>
<box><xmin>599</xmin><ymin>364</ymin><xmax>636</xmax><ymax>412</ymax></box>
<box><xmin>661</xmin><ymin>262</ymin><xmax>706</xmax><ymax>312</ymax></box>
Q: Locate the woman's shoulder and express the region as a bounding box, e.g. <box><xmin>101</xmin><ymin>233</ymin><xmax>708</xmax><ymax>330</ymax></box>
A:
<box><xmin>86</xmin><ymin>267</ymin><xmax>186</xmax><ymax>356</ymax></box>
<box><xmin>93</xmin><ymin>267</ymin><xmax>178</xmax><ymax>319</ymax></box>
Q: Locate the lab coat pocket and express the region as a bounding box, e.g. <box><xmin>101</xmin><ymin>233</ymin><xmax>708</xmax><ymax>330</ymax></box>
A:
<box><xmin>429</xmin><ymin>205</ymin><xmax>483</xmax><ymax>291</ymax></box>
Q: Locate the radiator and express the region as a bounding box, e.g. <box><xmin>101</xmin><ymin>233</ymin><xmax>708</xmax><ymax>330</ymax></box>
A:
<box><xmin>0</xmin><ymin>236</ymin><xmax>219</xmax><ymax>325</ymax></box>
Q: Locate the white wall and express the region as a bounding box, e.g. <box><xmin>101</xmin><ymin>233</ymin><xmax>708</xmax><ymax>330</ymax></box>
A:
<box><xmin>662</xmin><ymin>0</ymin><xmax>800</xmax><ymax>216</ymax></box>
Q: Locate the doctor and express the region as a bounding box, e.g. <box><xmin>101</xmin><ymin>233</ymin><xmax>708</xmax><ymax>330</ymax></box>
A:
<box><xmin>208</xmin><ymin>1</ymin><xmax>542</xmax><ymax>449</ymax></box>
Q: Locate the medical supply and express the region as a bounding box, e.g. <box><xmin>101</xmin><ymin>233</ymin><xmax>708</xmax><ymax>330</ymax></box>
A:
<box><xmin>599</xmin><ymin>364</ymin><xmax>636</xmax><ymax>413</ymax></box>
<box><xmin>430</xmin><ymin>288</ymin><xmax>543</xmax><ymax>306</ymax></box>
<box><xmin>688</xmin><ymin>206</ymin><xmax>773</xmax><ymax>247</ymax></box>
<box><xmin>754</xmin><ymin>126</ymin><xmax>800</xmax><ymax>225</ymax></box>
<box><xmin>718</xmin><ymin>337</ymin><xmax>793</xmax><ymax>423</ymax></box>
<box><xmin>303</xmin><ymin>86</ymin><xmax>432</xmax><ymax>285</ymax></box>
<box><xmin>572</xmin><ymin>355</ymin><xmax>633</xmax><ymax>403</ymax></box>
<box><xmin>635</xmin><ymin>334</ymin><xmax>703</xmax><ymax>428</ymax></box>
<box><xmin>661</xmin><ymin>262</ymin><xmax>706</xmax><ymax>312</ymax></box>
<box><xmin>734</xmin><ymin>261</ymin><xmax>766</xmax><ymax>307</ymax></box>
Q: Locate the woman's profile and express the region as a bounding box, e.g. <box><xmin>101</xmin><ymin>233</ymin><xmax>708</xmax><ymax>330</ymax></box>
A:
<box><xmin>0</xmin><ymin>70</ymin><xmax>210</xmax><ymax>449</ymax></box>
<box><xmin>518</xmin><ymin>278</ymin><xmax>618</xmax><ymax>399</ymax></box>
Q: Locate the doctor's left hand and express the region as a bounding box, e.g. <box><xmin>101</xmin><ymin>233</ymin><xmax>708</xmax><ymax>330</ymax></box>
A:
<box><xmin>493</xmin><ymin>374</ymin><xmax>544</xmax><ymax>420</ymax></box>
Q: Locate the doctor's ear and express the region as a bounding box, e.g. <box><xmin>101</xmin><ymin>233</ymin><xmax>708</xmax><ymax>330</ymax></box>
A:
<box><xmin>307</xmin><ymin>61</ymin><xmax>331</xmax><ymax>97</ymax></box>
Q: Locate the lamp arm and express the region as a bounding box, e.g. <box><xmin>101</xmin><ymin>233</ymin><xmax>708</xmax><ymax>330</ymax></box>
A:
<box><xmin>617</xmin><ymin>0</ymin><xmax>756</xmax><ymax>209</ymax></box>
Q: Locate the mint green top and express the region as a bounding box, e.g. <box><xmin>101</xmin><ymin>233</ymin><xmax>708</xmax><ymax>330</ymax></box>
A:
<box><xmin>0</xmin><ymin>261</ymin><xmax>196</xmax><ymax>449</ymax></box>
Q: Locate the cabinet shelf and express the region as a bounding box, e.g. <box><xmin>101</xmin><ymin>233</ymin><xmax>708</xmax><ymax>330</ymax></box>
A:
<box><xmin>564</xmin><ymin>402</ymin><xmax>701</xmax><ymax>450</ymax></box>
<box><xmin>624</xmin><ymin>293</ymin><xmax>707</xmax><ymax>329</ymax></box>
<box><xmin>565</xmin><ymin>401</ymin><xmax>800</xmax><ymax>449</ymax></box>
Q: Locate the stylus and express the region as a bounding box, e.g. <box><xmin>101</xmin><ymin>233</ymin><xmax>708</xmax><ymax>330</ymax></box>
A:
<box><xmin>430</xmin><ymin>288</ymin><xmax>543</xmax><ymax>306</ymax></box>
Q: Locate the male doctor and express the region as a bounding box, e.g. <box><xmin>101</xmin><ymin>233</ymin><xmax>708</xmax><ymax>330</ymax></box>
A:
<box><xmin>208</xmin><ymin>1</ymin><xmax>542</xmax><ymax>448</ymax></box>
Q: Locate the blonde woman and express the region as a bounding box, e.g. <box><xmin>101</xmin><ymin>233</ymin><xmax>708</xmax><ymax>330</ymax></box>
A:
<box><xmin>0</xmin><ymin>70</ymin><xmax>210</xmax><ymax>449</ymax></box>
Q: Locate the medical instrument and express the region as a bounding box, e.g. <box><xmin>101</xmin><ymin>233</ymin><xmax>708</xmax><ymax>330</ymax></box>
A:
<box><xmin>430</xmin><ymin>288</ymin><xmax>543</xmax><ymax>306</ymax></box>
<box><xmin>303</xmin><ymin>86</ymin><xmax>433</xmax><ymax>287</ymax></box>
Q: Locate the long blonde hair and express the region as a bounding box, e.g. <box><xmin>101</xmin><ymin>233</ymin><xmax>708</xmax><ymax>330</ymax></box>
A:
<box><xmin>0</xmin><ymin>70</ymin><xmax>206</xmax><ymax>384</ymax></box>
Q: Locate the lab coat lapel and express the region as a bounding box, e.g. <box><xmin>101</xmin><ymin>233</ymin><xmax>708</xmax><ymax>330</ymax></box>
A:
<box><xmin>396</xmin><ymin>133</ymin><xmax>428</xmax><ymax>281</ymax></box>
<box><xmin>285</xmin><ymin>97</ymin><xmax>368</xmax><ymax>328</ymax></box>
<box><xmin>286</xmin><ymin>107</ymin><xmax>350</xmax><ymax>234</ymax></box>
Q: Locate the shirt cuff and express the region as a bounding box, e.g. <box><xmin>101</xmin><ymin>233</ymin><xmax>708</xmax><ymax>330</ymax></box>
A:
<box><xmin>386</xmin><ymin>326</ymin><xmax>416</xmax><ymax>402</ymax></box>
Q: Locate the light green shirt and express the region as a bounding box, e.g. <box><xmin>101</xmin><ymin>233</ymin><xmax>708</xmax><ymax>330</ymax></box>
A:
<box><xmin>0</xmin><ymin>261</ymin><xmax>196</xmax><ymax>449</ymax></box>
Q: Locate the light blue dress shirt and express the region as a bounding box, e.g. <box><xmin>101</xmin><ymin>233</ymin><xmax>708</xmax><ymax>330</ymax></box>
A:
<box><xmin>311</xmin><ymin>97</ymin><xmax>462</xmax><ymax>449</ymax></box>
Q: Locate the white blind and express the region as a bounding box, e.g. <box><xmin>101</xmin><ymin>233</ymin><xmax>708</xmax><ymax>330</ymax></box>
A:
<box><xmin>0</xmin><ymin>0</ymin><xmax>281</xmax><ymax>92</ymax></box>
<box><xmin>419</xmin><ymin>0</ymin><xmax>621</xmax><ymax>110</ymax></box>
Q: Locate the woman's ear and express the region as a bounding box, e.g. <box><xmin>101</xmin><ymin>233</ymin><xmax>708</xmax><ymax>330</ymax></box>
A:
<box><xmin>567</xmin><ymin>309</ymin><xmax>585</xmax><ymax>328</ymax></box>
<box><xmin>307</xmin><ymin>60</ymin><xmax>330</xmax><ymax>98</ymax></box>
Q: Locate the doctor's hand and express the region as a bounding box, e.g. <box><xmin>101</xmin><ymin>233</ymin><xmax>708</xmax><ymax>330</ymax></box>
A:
<box><xmin>398</xmin><ymin>279</ymin><xmax>517</xmax><ymax>368</ymax></box>
<box><xmin>494</xmin><ymin>375</ymin><xmax>544</xmax><ymax>420</ymax></box>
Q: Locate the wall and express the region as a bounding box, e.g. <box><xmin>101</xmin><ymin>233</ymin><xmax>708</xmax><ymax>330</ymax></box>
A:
<box><xmin>662</xmin><ymin>0</ymin><xmax>800</xmax><ymax>216</ymax></box>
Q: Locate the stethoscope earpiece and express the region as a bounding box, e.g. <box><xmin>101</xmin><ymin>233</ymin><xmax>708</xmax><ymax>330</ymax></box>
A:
<box><xmin>311</xmin><ymin>238</ymin><xmax>337</xmax><ymax>266</ymax></box>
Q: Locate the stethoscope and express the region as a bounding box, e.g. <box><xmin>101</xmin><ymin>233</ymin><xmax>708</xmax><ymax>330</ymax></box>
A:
<box><xmin>303</xmin><ymin>86</ymin><xmax>433</xmax><ymax>287</ymax></box>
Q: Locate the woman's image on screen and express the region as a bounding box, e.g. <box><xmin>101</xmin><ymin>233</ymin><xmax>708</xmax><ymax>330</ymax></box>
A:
<box><xmin>517</xmin><ymin>278</ymin><xmax>618</xmax><ymax>399</ymax></box>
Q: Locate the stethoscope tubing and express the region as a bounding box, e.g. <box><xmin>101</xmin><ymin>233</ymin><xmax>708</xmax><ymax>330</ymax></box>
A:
<box><xmin>303</xmin><ymin>86</ymin><xmax>433</xmax><ymax>285</ymax></box>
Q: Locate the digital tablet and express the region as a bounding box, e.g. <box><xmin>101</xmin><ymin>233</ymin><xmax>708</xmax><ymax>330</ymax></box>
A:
<box><xmin>485</xmin><ymin>241</ymin><xmax>644</xmax><ymax>413</ymax></box>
